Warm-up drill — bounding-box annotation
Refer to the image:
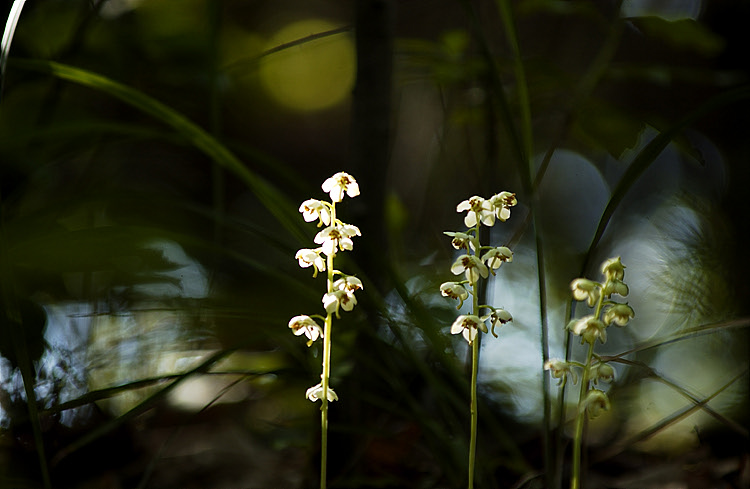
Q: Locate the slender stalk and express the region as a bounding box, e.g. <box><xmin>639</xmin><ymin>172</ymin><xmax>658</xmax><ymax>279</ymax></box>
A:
<box><xmin>320</xmin><ymin>204</ymin><xmax>337</xmax><ymax>489</ymax></box>
<box><xmin>570</xmin><ymin>341</ymin><xmax>594</xmax><ymax>489</ymax></box>
<box><xmin>468</xmin><ymin>324</ymin><xmax>480</xmax><ymax>489</ymax></box>
<box><xmin>468</xmin><ymin>229</ymin><xmax>481</xmax><ymax>489</ymax></box>
<box><xmin>570</xmin><ymin>286</ymin><xmax>606</xmax><ymax>489</ymax></box>
<box><xmin>320</xmin><ymin>308</ymin><xmax>332</xmax><ymax>489</ymax></box>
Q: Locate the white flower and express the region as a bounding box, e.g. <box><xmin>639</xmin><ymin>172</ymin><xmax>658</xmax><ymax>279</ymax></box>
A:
<box><xmin>443</xmin><ymin>231</ymin><xmax>479</xmax><ymax>251</ymax></box>
<box><xmin>590</xmin><ymin>362</ymin><xmax>615</xmax><ymax>384</ymax></box>
<box><xmin>544</xmin><ymin>359</ymin><xmax>578</xmax><ymax>386</ymax></box>
<box><xmin>295</xmin><ymin>248</ymin><xmax>326</xmax><ymax>276</ymax></box>
<box><xmin>299</xmin><ymin>199</ymin><xmax>331</xmax><ymax>226</ymax></box>
<box><xmin>440</xmin><ymin>282</ymin><xmax>469</xmax><ymax>308</ymax></box>
<box><xmin>489</xmin><ymin>191</ymin><xmax>517</xmax><ymax>222</ymax></box>
<box><xmin>456</xmin><ymin>196</ymin><xmax>495</xmax><ymax>227</ymax></box>
<box><xmin>450</xmin><ymin>254</ymin><xmax>489</xmax><ymax>285</ymax></box>
<box><xmin>481</xmin><ymin>308</ymin><xmax>512</xmax><ymax>337</ymax></box>
<box><xmin>481</xmin><ymin>246</ymin><xmax>513</xmax><ymax>271</ymax></box>
<box><xmin>334</xmin><ymin>276</ymin><xmax>363</xmax><ymax>294</ymax></box>
<box><xmin>602</xmin><ymin>279</ymin><xmax>629</xmax><ymax>297</ymax></box>
<box><xmin>306</xmin><ymin>382</ymin><xmax>339</xmax><ymax>402</ymax></box>
<box><xmin>323</xmin><ymin>289</ymin><xmax>357</xmax><ymax>317</ymax></box>
<box><xmin>288</xmin><ymin>315</ymin><xmax>323</xmax><ymax>346</ymax></box>
<box><xmin>601</xmin><ymin>256</ymin><xmax>625</xmax><ymax>281</ymax></box>
<box><xmin>322</xmin><ymin>172</ymin><xmax>359</xmax><ymax>203</ymax></box>
<box><xmin>570</xmin><ymin>278</ymin><xmax>600</xmax><ymax>307</ymax></box>
<box><xmin>314</xmin><ymin>224</ymin><xmax>361</xmax><ymax>257</ymax></box>
<box><xmin>568</xmin><ymin>315</ymin><xmax>607</xmax><ymax>344</ymax></box>
<box><xmin>450</xmin><ymin>314</ymin><xmax>486</xmax><ymax>344</ymax></box>
<box><xmin>582</xmin><ymin>389</ymin><xmax>610</xmax><ymax>419</ymax></box>
<box><xmin>603</xmin><ymin>303</ymin><xmax>634</xmax><ymax>326</ymax></box>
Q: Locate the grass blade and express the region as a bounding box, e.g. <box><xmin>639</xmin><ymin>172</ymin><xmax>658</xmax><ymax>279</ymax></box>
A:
<box><xmin>9</xmin><ymin>58</ymin><xmax>309</xmax><ymax>245</ymax></box>
<box><xmin>594</xmin><ymin>367</ymin><xmax>748</xmax><ymax>461</ymax></box>
<box><xmin>0</xmin><ymin>0</ymin><xmax>27</xmax><ymax>95</ymax></box>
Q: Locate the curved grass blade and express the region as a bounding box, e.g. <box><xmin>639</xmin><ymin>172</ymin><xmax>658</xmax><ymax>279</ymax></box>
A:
<box><xmin>594</xmin><ymin>367</ymin><xmax>748</xmax><ymax>462</ymax></box>
<box><xmin>51</xmin><ymin>347</ymin><xmax>237</xmax><ymax>465</ymax></box>
<box><xmin>223</xmin><ymin>25</ymin><xmax>353</xmax><ymax>76</ymax></box>
<box><xmin>604</xmin><ymin>354</ymin><xmax>748</xmax><ymax>438</ymax></box>
<box><xmin>9</xmin><ymin>58</ymin><xmax>309</xmax><ymax>245</ymax></box>
<box><xmin>0</xmin><ymin>0</ymin><xmax>27</xmax><ymax>97</ymax></box>
<box><xmin>604</xmin><ymin>317</ymin><xmax>750</xmax><ymax>359</ymax></box>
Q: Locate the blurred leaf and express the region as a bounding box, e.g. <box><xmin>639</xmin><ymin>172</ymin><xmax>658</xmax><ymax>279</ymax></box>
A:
<box><xmin>630</xmin><ymin>17</ymin><xmax>725</xmax><ymax>57</ymax></box>
<box><xmin>585</xmin><ymin>84</ymin><xmax>750</xmax><ymax>263</ymax></box>
<box><xmin>12</xmin><ymin>0</ymin><xmax>76</xmax><ymax>59</ymax></box>
<box><xmin>517</xmin><ymin>0</ymin><xmax>604</xmax><ymax>20</ymax></box>
<box><xmin>573</xmin><ymin>99</ymin><xmax>646</xmax><ymax>159</ymax></box>
<box><xmin>8</xmin><ymin>225</ymin><xmax>181</xmax><ymax>294</ymax></box>
<box><xmin>397</xmin><ymin>30</ymin><xmax>485</xmax><ymax>86</ymax></box>
<box><xmin>0</xmin><ymin>298</ymin><xmax>46</xmax><ymax>371</ymax></box>
<box><xmin>10</xmin><ymin>59</ymin><xmax>309</xmax><ymax>245</ymax></box>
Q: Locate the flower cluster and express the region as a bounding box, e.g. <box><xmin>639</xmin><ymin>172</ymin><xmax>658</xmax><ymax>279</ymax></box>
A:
<box><xmin>440</xmin><ymin>193</ymin><xmax>517</xmax><ymax>345</ymax></box>
<box><xmin>288</xmin><ymin>172</ymin><xmax>363</xmax><ymax>403</ymax></box>
<box><xmin>545</xmin><ymin>256</ymin><xmax>635</xmax><ymax>418</ymax></box>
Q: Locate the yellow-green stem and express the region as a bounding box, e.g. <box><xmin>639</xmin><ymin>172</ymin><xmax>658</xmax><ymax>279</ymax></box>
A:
<box><xmin>570</xmin><ymin>341</ymin><xmax>594</xmax><ymax>489</ymax></box>
<box><xmin>319</xmin><ymin>204</ymin><xmax>336</xmax><ymax>489</ymax></box>
<box><xmin>571</xmin><ymin>284</ymin><xmax>606</xmax><ymax>489</ymax></box>
<box><xmin>468</xmin><ymin>325</ymin><xmax>479</xmax><ymax>489</ymax></box>
<box><xmin>320</xmin><ymin>308</ymin><xmax>332</xmax><ymax>489</ymax></box>
<box><xmin>468</xmin><ymin>256</ymin><xmax>481</xmax><ymax>489</ymax></box>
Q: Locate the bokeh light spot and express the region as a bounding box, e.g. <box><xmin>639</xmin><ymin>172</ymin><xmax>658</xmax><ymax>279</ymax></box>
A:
<box><xmin>259</xmin><ymin>19</ymin><xmax>355</xmax><ymax>112</ymax></box>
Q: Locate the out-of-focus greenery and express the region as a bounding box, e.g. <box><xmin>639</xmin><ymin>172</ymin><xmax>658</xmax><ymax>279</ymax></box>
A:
<box><xmin>1</xmin><ymin>1</ymin><xmax>748</xmax><ymax>488</ymax></box>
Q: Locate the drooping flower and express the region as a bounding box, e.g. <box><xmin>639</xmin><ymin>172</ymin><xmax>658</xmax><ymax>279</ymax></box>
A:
<box><xmin>334</xmin><ymin>276</ymin><xmax>364</xmax><ymax>295</ymax></box>
<box><xmin>450</xmin><ymin>254</ymin><xmax>489</xmax><ymax>285</ymax></box>
<box><xmin>544</xmin><ymin>359</ymin><xmax>578</xmax><ymax>386</ymax></box>
<box><xmin>295</xmin><ymin>248</ymin><xmax>326</xmax><ymax>276</ymax></box>
<box><xmin>568</xmin><ymin>315</ymin><xmax>607</xmax><ymax>344</ymax></box>
<box><xmin>602</xmin><ymin>279</ymin><xmax>629</xmax><ymax>297</ymax></box>
<box><xmin>456</xmin><ymin>196</ymin><xmax>495</xmax><ymax>227</ymax></box>
<box><xmin>489</xmin><ymin>191</ymin><xmax>517</xmax><ymax>222</ymax></box>
<box><xmin>306</xmin><ymin>382</ymin><xmax>339</xmax><ymax>402</ymax></box>
<box><xmin>322</xmin><ymin>289</ymin><xmax>357</xmax><ymax>317</ymax></box>
<box><xmin>481</xmin><ymin>246</ymin><xmax>513</xmax><ymax>271</ymax></box>
<box><xmin>314</xmin><ymin>224</ymin><xmax>361</xmax><ymax>257</ymax></box>
<box><xmin>450</xmin><ymin>314</ymin><xmax>487</xmax><ymax>344</ymax></box>
<box><xmin>601</xmin><ymin>256</ymin><xmax>625</xmax><ymax>281</ymax></box>
<box><xmin>440</xmin><ymin>282</ymin><xmax>469</xmax><ymax>308</ymax></box>
<box><xmin>603</xmin><ymin>303</ymin><xmax>635</xmax><ymax>326</ymax></box>
<box><xmin>299</xmin><ymin>199</ymin><xmax>331</xmax><ymax>226</ymax></box>
<box><xmin>570</xmin><ymin>278</ymin><xmax>601</xmax><ymax>307</ymax></box>
<box><xmin>444</xmin><ymin>231</ymin><xmax>479</xmax><ymax>251</ymax></box>
<box><xmin>288</xmin><ymin>315</ymin><xmax>324</xmax><ymax>346</ymax></box>
<box><xmin>590</xmin><ymin>362</ymin><xmax>615</xmax><ymax>384</ymax></box>
<box><xmin>582</xmin><ymin>389</ymin><xmax>610</xmax><ymax>419</ymax></box>
<box><xmin>481</xmin><ymin>308</ymin><xmax>512</xmax><ymax>337</ymax></box>
<box><xmin>322</xmin><ymin>172</ymin><xmax>359</xmax><ymax>202</ymax></box>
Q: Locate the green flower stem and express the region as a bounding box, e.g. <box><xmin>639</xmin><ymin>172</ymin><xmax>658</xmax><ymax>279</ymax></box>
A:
<box><xmin>570</xmin><ymin>283</ymin><xmax>606</xmax><ymax>489</ymax></box>
<box><xmin>570</xmin><ymin>340</ymin><xmax>594</xmax><ymax>489</ymax></box>
<box><xmin>468</xmin><ymin>320</ymin><xmax>480</xmax><ymax>489</ymax></box>
<box><xmin>468</xmin><ymin>225</ymin><xmax>481</xmax><ymax>489</ymax></box>
<box><xmin>319</xmin><ymin>205</ymin><xmax>337</xmax><ymax>489</ymax></box>
<box><xmin>320</xmin><ymin>308</ymin><xmax>332</xmax><ymax>489</ymax></box>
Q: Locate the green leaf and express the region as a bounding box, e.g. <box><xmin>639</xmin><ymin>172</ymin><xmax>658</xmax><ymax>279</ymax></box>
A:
<box><xmin>573</xmin><ymin>99</ymin><xmax>646</xmax><ymax>159</ymax></box>
<box><xmin>631</xmin><ymin>17</ymin><xmax>725</xmax><ymax>57</ymax></box>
